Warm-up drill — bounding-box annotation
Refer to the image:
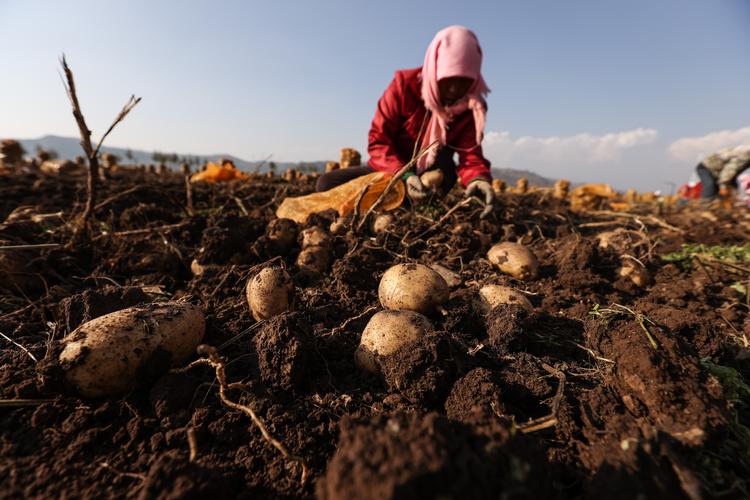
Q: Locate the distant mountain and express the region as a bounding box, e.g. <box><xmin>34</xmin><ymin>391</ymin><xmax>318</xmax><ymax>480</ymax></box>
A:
<box><xmin>16</xmin><ymin>135</ymin><xmax>327</xmax><ymax>173</ymax></box>
<box><xmin>490</xmin><ymin>167</ymin><xmax>556</xmax><ymax>187</ymax></box>
<box><xmin>14</xmin><ymin>135</ymin><xmax>557</xmax><ymax>185</ymax></box>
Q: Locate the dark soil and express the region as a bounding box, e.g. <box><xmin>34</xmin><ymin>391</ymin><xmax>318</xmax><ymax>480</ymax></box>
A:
<box><xmin>2</xmin><ymin>167</ymin><xmax>750</xmax><ymax>498</ymax></box>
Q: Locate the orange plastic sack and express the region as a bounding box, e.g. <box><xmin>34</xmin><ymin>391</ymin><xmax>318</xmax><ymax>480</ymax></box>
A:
<box><xmin>275</xmin><ymin>172</ymin><xmax>405</xmax><ymax>224</ymax></box>
<box><xmin>190</xmin><ymin>161</ymin><xmax>250</xmax><ymax>183</ymax></box>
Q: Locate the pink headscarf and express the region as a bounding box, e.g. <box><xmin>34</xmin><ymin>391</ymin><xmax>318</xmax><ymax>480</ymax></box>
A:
<box><xmin>419</xmin><ymin>26</ymin><xmax>490</xmax><ymax>170</ymax></box>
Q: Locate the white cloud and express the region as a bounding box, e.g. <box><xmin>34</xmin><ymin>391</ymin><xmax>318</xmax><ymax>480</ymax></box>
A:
<box><xmin>668</xmin><ymin>126</ymin><xmax>750</xmax><ymax>162</ymax></box>
<box><xmin>484</xmin><ymin>127</ymin><xmax>658</xmax><ymax>165</ymax></box>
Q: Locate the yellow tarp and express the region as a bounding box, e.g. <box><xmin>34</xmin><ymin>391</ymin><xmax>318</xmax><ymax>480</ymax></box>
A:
<box><xmin>190</xmin><ymin>161</ymin><xmax>250</xmax><ymax>183</ymax></box>
<box><xmin>276</xmin><ymin>172</ymin><xmax>405</xmax><ymax>223</ymax></box>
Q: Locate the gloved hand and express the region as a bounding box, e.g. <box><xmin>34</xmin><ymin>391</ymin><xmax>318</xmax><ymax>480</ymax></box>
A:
<box><xmin>406</xmin><ymin>174</ymin><xmax>428</xmax><ymax>203</ymax></box>
<box><xmin>465</xmin><ymin>179</ymin><xmax>495</xmax><ymax>219</ymax></box>
<box><xmin>719</xmin><ymin>184</ymin><xmax>732</xmax><ymax>199</ymax></box>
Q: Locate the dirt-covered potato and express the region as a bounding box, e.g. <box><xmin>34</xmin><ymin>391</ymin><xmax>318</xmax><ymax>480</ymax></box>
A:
<box><xmin>430</xmin><ymin>264</ymin><xmax>461</xmax><ymax>288</ymax></box>
<box><xmin>296</xmin><ymin>245</ymin><xmax>331</xmax><ymax>273</ymax></box>
<box><xmin>420</xmin><ymin>170</ymin><xmax>444</xmax><ymax>191</ymax></box>
<box><xmin>378</xmin><ymin>263</ymin><xmax>449</xmax><ymax>315</ymax></box>
<box><xmin>58</xmin><ymin>302</ymin><xmax>205</xmax><ymax>398</ymax></box>
<box><xmin>355</xmin><ymin>309</ymin><xmax>433</xmax><ymax>373</ymax></box>
<box><xmin>246</xmin><ymin>266</ymin><xmax>294</xmax><ymax>321</ymax></box>
<box><xmin>487</xmin><ymin>242</ymin><xmax>539</xmax><ymax>280</ymax></box>
<box><xmin>330</xmin><ymin>217</ymin><xmax>347</xmax><ymax>235</ymax></box>
<box><xmin>372</xmin><ymin>213</ymin><xmax>394</xmax><ymax>233</ymax></box>
<box><xmin>475</xmin><ymin>284</ymin><xmax>533</xmax><ymax>313</ymax></box>
<box><xmin>300</xmin><ymin>226</ymin><xmax>331</xmax><ymax>250</ymax></box>
<box><xmin>267</xmin><ymin>218</ymin><xmax>299</xmax><ymax>255</ymax></box>
<box><xmin>597</xmin><ymin>228</ymin><xmax>646</xmax><ymax>255</ymax></box>
<box><xmin>619</xmin><ymin>258</ymin><xmax>650</xmax><ymax>287</ymax></box>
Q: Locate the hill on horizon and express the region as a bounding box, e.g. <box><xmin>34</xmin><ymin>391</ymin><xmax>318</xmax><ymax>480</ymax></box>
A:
<box><xmin>12</xmin><ymin>135</ymin><xmax>557</xmax><ymax>186</ymax></box>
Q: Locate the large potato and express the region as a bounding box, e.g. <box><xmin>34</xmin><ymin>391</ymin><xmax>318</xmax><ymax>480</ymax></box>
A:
<box><xmin>59</xmin><ymin>302</ymin><xmax>205</xmax><ymax>398</ymax></box>
<box><xmin>355</xmin><ymin>310</ymin><xmax>432</xmax><ymax>373</ymax></box>
<box><xmin>475</xmin><ymin>284</ymin><xmax>533</xmax><ymax>313</ymax></box>
<box><xmin>378</xmin><ymin>263</ymin><xmax>449</xmax><ymax>315</ymax></box>
<box><xmin>246</xmin><ymin>266</ymin><xmax>294</xmax><ymax>321</ymax></box>
<box><xmin>487</xmin><ymin>242</ymin><xmax>539</xmax><ymax>280</ymax></box>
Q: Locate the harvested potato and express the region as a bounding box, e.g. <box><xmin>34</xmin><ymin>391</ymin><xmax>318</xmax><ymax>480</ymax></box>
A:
<box><xmin>492</xmin><ymin>179</ymin><xmax>506</xmax><ymax>194</ymax></box>
<box><xmin>619</xmin><ymin>258</ymin><xmax>650</xmax><ymax>288</ymax></box>
<box><xmin>487</xmin><ymin>242</ymin><xmax>539</xmax><ymax>280</ymax></box>
<box><xmin>355</xmin><ymin>309</ymin><xmax>433</xmax><ymax>373</ymax></box>
<box><xmin>246</xmin><ymin>266</ymin><xmax>294</xmax><ymax>321</ymax></box>
<box><xmin>378</xmin><ymin>263</ymin><xmax>449</xmax><ymax>315</ymax></box>
<box><xmin>59</xmin><ymin>302</ymin><xmax>205</xmax><ymax>397</ymax></box>
<box><xmin>330</xmin><ymin>217</ymin><xmax>347</xmax><ymax>235</ymax></box>
<box><xmin>300</xmin><ymin>226</ymin><xmax>331</xmax><ymax>250</ymax></box>
<box><xmin>430</xmin><ymin>263</ymin><xmax>461</xmax><ymax>288</ymax></box>
<box><xmin>597</xmin><ymin>228</ymin><xmax>647</xmax><ymax>255</ymax></box>
<box><xmin>372</xmin><ymin>213</ymin><xmax>394</xmax><ymax>233</ymax></box>
<box><xmin>296</xmin><ymin>246</ymin><xmax>330</xmax><ymax>273</ymax></box>
<box><xmin>267</xmin><ymin>218</ymin><xmax>299</xmax><ymax>255</ymax></box>
<box><xmin>475</xmin><ymin>284</ymin><xmax>533</xmax><ymax>313</ymax></box>
<box><xmin>420</xmin><ymin>170</ymin><xmax>444</xmax><ymax>191</ymax></box>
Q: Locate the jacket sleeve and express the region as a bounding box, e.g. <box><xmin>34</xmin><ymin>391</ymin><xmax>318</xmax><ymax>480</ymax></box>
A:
<box><xmin>450</xmin><ymin>113</ymin><xmax>492</xmax><ymax>187</ymax></box>
<box><xmin>368</xmin><ymin>74</ymin><xmax>407</xmax><ymax>174</ymax></box>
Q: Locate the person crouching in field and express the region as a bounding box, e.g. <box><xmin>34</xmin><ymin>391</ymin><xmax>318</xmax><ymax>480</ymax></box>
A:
<box><xmin>695</xmin><ymin>145</ymin><xmax>750</xmax><ymax>200</ymax></box>
<box><xmin>316</xmin><ymin>25</ymin><xmax>496</xmax><ymax>218</ymax></box>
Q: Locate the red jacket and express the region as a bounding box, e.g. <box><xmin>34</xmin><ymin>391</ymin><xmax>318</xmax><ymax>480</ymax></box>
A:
<box><xmin>368</xmin><ymin>67</ymin><xmax>492</xmax><ymax>187</ymax></box>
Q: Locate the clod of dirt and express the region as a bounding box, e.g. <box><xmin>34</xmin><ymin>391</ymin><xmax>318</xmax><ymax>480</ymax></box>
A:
<box><xmin>137</xmin><ymin>452</ymin><xmax>241</xmax><ymax>500</ymax></box>
<box><xmin>317</xmin><ymin>411</ymin><xmax>551</xmax><ymax>500</ymax></box>
<box><xmin>0</xmin><ymin>240</ymin><xmax>39</xmax><ymax>292</ymax></box>
<box><xmin>378</xmin><ymin>331</ymin><xmax>455</xmax><ymax>407</ymax></box>
<box><xmin>619</xmin><ymin>257</ymin><xmax>650</xmax><ymax>288</ymax></box>
<box><xmin>194</xmin><ymin>215</ymin><xmax>264</xmax><ymax>266</ymax></box>
<box><xmin>149</xmin><ymin>372</ymin><xmax>201</xmax><ymax>420</ymax></box>
<box><xmin>597</xmin><ymin>228</ymin><xmax>648</xmax><ymax>256</ymax></box>
<box><xmin>329</xmin><ymin>217</ymin><xmax>347</xmax><ymax>235</ymax></box>
<box><xmin>445</xmin><ymin>367</ymin><xmax>505</xmax><ymax>428</ymax></box>
<box><xmin>296</xmin><ymin>246</ymin><xmax>331</xmax><ymax>274</ymax></box>
<box><xmin>485</xmin><ymin>303</ymin><xmax>529</xmax><ymax>352</ymax></box>
<box><xmin>254</xmin><ymin>312</ymin><xmax>313</xmax><ymax>392</ymax></box>
<box><xmin>57</xmin><ymin>285</ymin><xmax>151</xmax><ymax>333</ymax></box>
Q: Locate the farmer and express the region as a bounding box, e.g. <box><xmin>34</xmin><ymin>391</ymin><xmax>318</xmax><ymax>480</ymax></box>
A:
<box><xmin>694</xmin><ymin>144</ymin><xmax>750</xmax><ymax>199</ymax></box>
<box><xmin>316</xmin><ymin>25</ymin><xmax>495</xmax><ymax>218</ymax></box>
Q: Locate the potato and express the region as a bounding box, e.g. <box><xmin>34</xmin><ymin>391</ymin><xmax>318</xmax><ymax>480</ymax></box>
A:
<box><xmin>330</xmin><ymin>217</ymin><xmax>347</xmax><ymax>235</ymax></box>
<box><xmin>372</xmin><ymin>213</ymin><xmax>394</xmax><ymax>233</ymax></box>
<box><xmin>355</xmin><ymin>309</ymin><xmax>433</xmax><ymax>373</ymax></box>
<box><xmin>59</xmin><ymin>302</ymin><xmax>205</xmax><ymax>397</ymax></box>
<box><xmin>378</xmin><ymin>263</ymin><xmax>449</xmax><ymax>315</ymax></box>
<box><xmin>475</xmin><ymin>284</ymin><xmax>533</xmax><ymax>313</ymax></box>
<box><xmin>492</xmin><ymin>179</ymin><xmax>506</xmax><ymax>194</ymax></box>
<box><xmin>430</xmin><ymin>263</ymin><xmax>461</xmax><ymax>288</ymax></box>
<box><xmin>619</xmin><ymin>258</ymin><xmax>650</xmax><ymax>288</ymax></box>
<box><xmin>267</xmin><ymin>218</ymin><xmax>299</xmax><ymax>255</ymax></box>
<box><xmin>300</xmin><ymin>226</ymin><xmax>331</xmax><ymax>250</ymax></box>
<box><xmin>246</xmin><ymin>266</ymin><xmax>294</xmax><ymax>321</ymax></box>
<box><xmin>597</xmin><ymin>228</ymin><xmax>646</xmax><ymax>255</ymax></box>
<box><xmin>487</xmin><ymin>242</ymin><xmax>539</xmax><ymax>280</ymax></box>
<box><xmin>296</xmin><ymin>245</ymin><xmax>330</xmax><ymax>273</ymax></box>
<box><xmin>420</xmin><ymin>170</ymin><xmax>444</xmax><ymax>191</ymax></box>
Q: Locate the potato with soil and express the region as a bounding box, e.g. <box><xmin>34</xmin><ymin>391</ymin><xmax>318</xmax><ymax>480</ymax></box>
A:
<box><xmin>296</xmin><ymin>226</ymin><xmax>332</xmax><ymax>273</ymax></box>
<box><xmin>420</xmin><ymin>169</ymin><xmax>444</xmax><ymax>191</ymax></box>
<box><xmin>378</xmin><ymin>263</ymin><xmax>449</xmax><ymax>315</ymax></box>
<box><xmin>487</xmin><ymin>242</ymin><xmax>539</xmax><ymax>280</ymax></box>
<box><xmin>59</xmin><ymin>302</ymin><xmax>205</xmax><ymax>398</ymax></box>
<box><xmin>246</xmin><ymin>266</ymin><xmax>294</xmax><ymax>321</ymax></box>
<box><xmin>475</xmin><ymin>284</ymin><xmax>533</xmax><ymax>313</ymax></box>
<box><xmin>355</xmin><ymin>310</ymin><xmax>433</xmax><ymax>373</ymax></box>
<box><xmin>266</xmin><ymin>218</ymin><xmax>299</xmax><ymax>255</ymax></box>
<box><xmin>371</xmin><ymin>213</ymin><xmax>394</xmax><ymax>233</ymax></box>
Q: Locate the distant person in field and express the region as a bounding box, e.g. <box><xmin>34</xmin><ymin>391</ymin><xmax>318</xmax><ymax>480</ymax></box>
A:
<box><xmin>316</xmin><ymin>25</ymin><xmax>495</xmax><ymax>218</ymax></box>
<box><xmin>694</xmin><ymin>145</ymin><xmax>750</xmax><ymax>199</ymax></box>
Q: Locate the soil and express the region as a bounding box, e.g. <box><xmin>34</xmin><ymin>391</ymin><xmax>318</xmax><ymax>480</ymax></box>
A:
<box><xmin>2</xmin><ymin>167</ymin><xmax>750</xmax><ymax>498</ymax></box>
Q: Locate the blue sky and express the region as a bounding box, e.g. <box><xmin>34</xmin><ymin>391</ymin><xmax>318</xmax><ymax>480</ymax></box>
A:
<box><xmin>1</xmin><ymin>0</ymin><xmax>749</xmax><ymax>190</ymax></box>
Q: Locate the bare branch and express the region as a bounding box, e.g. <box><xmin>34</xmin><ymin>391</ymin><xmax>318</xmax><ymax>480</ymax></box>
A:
<box><xmin>94</xmin><ymin>95</ymin><xmax>142</xmax><ymax>157</ymax></box>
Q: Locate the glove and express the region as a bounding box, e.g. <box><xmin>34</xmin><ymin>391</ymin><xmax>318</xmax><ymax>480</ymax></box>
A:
<box><xmin>406</xmin><ymin>174</ymin><xmax>428</xmax><ymax>202</ymax></box>
<box><xmin>465</xmin><ymin>179</ymin><xmax>495</xmax><ymax>219</ymax></box>
<box><xmin>719</xmin><ymin>185</ymin><xmax>731</xmax><ymax>198</ymax></box>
